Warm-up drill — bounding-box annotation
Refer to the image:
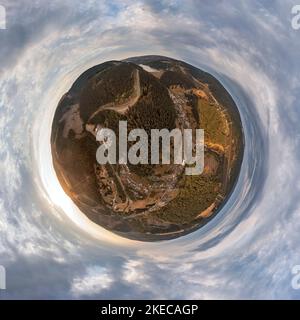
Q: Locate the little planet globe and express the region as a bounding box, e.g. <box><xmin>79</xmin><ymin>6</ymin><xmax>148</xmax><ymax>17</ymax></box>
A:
<box><xmin>51</xmin><ymin>55</ymin><xmax>244</xmax><ymax>241</ymax></box>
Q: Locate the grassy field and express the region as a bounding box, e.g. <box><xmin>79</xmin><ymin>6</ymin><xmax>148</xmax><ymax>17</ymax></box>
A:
<box><xmin>198</xmin><ymin>99</ymin><xmax>229</xmax><ymax>149</ymax></box>
<box><xmin>151</xmin><ymin>174</ymin><xmax>221</xmax><ymax>224</ymax></box>
<box><xmin>149</xmin><ymin>97</ymin><xmax>228</xmax><ymax>225</ymax></box>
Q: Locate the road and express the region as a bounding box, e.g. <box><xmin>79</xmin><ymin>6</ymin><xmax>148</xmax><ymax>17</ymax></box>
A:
<box><xmin>88</xmin><ymin>69</ymin><xmax>141</xmax><ymax>122</ymax></box>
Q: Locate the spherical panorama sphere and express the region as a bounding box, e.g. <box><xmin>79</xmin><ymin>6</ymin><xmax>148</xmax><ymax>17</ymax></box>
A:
<box><xmin>51</xmin><ymin>55</ymin><xmax>244</xmax><ymax>241</ymax></box>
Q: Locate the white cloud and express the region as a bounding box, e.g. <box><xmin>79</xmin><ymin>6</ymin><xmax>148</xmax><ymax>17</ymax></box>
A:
<box><xmin>70</xmin><ymin>266</ymin><xmax>113</xmax><ymax>297</ymax></box>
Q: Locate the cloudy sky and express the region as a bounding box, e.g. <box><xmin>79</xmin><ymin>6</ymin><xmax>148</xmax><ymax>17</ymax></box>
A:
<box><xmin>0</xmin><ymin>0</ymin><xmax>300</xmax><ymax>299</ymax></box>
